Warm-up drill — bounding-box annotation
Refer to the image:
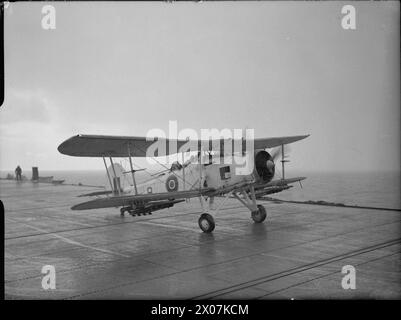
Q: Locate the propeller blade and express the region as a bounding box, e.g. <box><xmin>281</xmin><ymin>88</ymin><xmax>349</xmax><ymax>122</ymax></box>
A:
<box><xmin>270</xmin><ymin>147</ymin><xmax>281</xmax><ymax>161</ymax></box>
<box><xmin>270</xmin><ymin>145</ymin><xmax>291</xmax><ymax>161</ymax></box>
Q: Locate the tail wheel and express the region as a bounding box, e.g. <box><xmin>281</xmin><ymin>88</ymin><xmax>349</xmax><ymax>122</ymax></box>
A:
<box><xmin>251</xmin><ymin>204</ymin><xmax>267</xmax><ymax>223</ymax></box>
<box><xmin>198</xmin><ymin>213</ymin><xmax>215</xmax><ymax>233</ymax></box>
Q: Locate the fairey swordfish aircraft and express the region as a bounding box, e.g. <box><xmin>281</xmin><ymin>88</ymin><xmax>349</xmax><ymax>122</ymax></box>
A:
<box><xmin>58</xmin><ymin>134</ymin><xmax>309</xmax><ymax>233</ymax></box>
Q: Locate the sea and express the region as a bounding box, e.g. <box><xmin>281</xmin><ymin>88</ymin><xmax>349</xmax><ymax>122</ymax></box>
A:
<box><xmin>1</xmin><ymin>169</ymin><xmax>400</xmax><ymax>210</ymax></box>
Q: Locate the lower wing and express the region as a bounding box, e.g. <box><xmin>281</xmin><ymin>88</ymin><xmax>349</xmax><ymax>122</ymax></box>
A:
<box><xmin>253</xmin><ymin>177</ymin><xmax>306</xmax><ymax>197</ymax></box>
<box><xmin>71</xmin><ymin>188</ymin><xmax>215</xmax><ymax>210</ymax></box>
<box><xmin>207</xmin><ymin>177</ymin><xmax>306</xmax><ymax>198</ymax></box>
<box><xmin>71</xmin><ymin>177</ymin><xmax>305</xmax><ymax>211</ymax></box>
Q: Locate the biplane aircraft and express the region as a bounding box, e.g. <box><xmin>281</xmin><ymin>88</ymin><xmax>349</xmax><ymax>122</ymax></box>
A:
<box><xmin>58</xmin><ymin>134</ymin><xmax>309</xmax><ymax>232</ymax></box>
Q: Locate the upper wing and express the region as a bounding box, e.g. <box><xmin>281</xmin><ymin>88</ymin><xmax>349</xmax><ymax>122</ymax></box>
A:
<box><xmin>252</xmin><ymin>136</ymin><xmax>309</xmax><ymax>150</ymax></box>
<box><xmin>71</xmin><ymin>188</ymin><xmax>214</xmax><ymax>210</ymax></box>
<box><xmin>58</xmin><ymin>134</ymin><xmax>169</xmax><ymax>157</ymax></box>
<box><xmin>58</xmin><ymin>134</ymin><xmax>309</xmax><ymax>157</ymax></box>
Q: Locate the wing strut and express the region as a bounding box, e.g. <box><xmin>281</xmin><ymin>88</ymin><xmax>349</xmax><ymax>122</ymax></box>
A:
<box><xmin>127</xmin><ymin>143</ymin><xmax>138</xmax><ymax>195</ymax></box>
<box><xmin>198</xmin><ymin>149</ymin><xmax>205</xmax><ymax>210</ymax></box>
<box><xmin>199</xmin><ymin>150</ymin><xmax>203</xmax><ymax>191</ymax></box>
<box><xmin>103</xmin><ymin>156</ymin><xmax>113</xmax><ymax>191</ymax></box>
<box><xmin>281</xmin><ymin>144</ymin><xmax>290</xmax><ymax>180</ymax></box>
<box><xmin>182</xmin><ymin>152</ymin><xmax>185</xmax><ymax>192</ymax></box>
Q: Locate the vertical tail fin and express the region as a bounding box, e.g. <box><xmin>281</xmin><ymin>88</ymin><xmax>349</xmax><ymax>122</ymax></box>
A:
<box><xmin>106</xmin><ymin>163</ymin><xmax>129</xmax><ymax>193</ymax></box>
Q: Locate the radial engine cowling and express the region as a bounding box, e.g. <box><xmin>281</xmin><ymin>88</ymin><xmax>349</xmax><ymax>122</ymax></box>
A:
<box><xmin>254</xmin><ymin>150</ymin><xmax>275</xmax><ymax>183</ymax></box>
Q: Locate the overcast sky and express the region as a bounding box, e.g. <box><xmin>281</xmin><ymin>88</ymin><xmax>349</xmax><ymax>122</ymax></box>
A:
<box><xmin>0</xmin><ymin>1</ymin><xmax>399</xmax><ymax>172</ymax></box>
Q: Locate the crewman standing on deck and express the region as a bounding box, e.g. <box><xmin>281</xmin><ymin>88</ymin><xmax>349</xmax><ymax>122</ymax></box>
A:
<box><xmin>15</xmin><ymin>165</ymin><xmax>22</xmax><ymax>181</ymax></box>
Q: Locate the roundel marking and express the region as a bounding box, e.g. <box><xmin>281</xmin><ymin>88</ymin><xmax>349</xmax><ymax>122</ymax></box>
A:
<box><xmin>147</xmin><ymin>187</ymin><xmax>153</xmax><ymax>194</ymax></box>
<box><xmin>166</xmin><ymin>175</ymin><xmax>179</xmax><ymax>192</ymax></box>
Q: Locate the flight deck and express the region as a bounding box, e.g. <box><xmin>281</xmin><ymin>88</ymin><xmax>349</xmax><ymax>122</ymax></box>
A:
<box><xmin>3</xmin><ymin>180</ymin><xmax>400</xmax><ymax>299</ymax></box>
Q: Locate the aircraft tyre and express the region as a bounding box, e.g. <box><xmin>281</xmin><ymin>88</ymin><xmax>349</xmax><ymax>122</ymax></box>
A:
<box><xmin>120</xmin><ymin>207</ymin><xmax>126</xmax><ymax>217</ymax></box>
<box><xmin>198</xmin><ymin>213</ymin><xmax>215</xmax><ymax>233</ymax></box>
<box><xmin>251</xmin><ymin>205</ymin><xmax>267</xmax><ymax>223</ymax></box>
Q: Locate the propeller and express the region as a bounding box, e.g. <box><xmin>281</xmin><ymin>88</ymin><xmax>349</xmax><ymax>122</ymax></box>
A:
<box><xmin>266</xmin><ymin>159</ymin><xmax>275</xmax><ymax>173</ymax></box>
<box><xmin>270</xmin><ymin>144</ymin><xmax>291</xmax><ymax>162</ymax></box>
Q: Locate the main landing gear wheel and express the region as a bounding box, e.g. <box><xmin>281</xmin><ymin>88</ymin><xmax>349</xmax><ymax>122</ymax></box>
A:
<box><xmin>251</xmin><ymin>205</ymin><xmax>267</xmax><ymax>223</ymax></box>
<box><xmin>198</xmin><ymin>213</ymin><xmax>215</xmax><ymax>233</ymax></box>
